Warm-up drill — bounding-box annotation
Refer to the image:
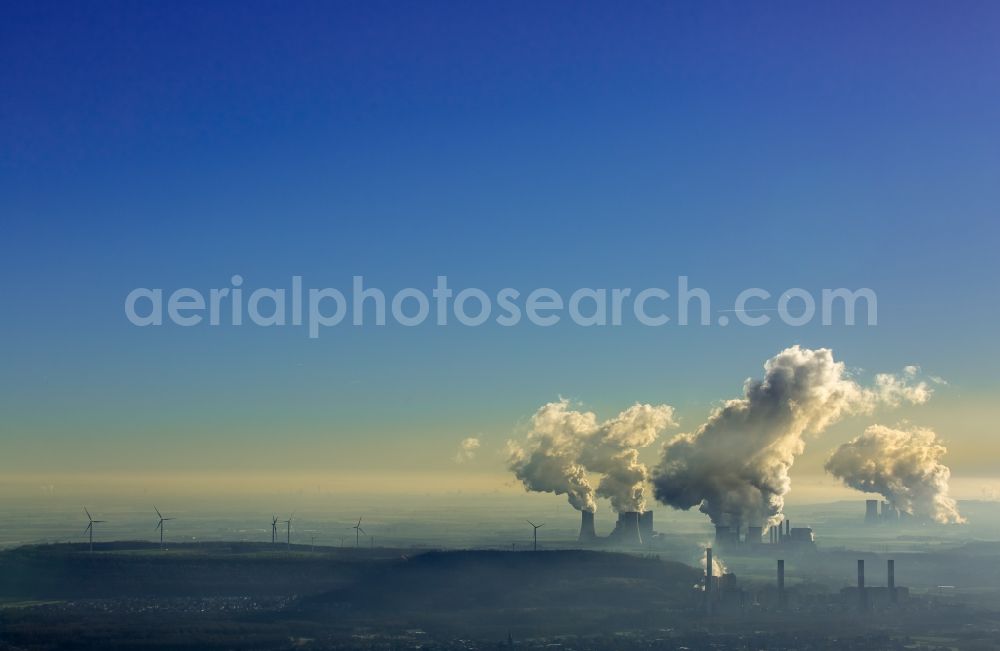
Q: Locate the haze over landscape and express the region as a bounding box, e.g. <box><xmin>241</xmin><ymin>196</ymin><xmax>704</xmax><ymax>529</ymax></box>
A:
<box><xmin>1</xmin><ymin>2</ymin><xmax>999</xmax><ymax>649</ymax></box>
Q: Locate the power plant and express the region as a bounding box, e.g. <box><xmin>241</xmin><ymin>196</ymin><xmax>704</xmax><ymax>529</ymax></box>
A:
<box><xmin>702</xmin><ymin>545</ymin><xmax>744</xmax><ymax>615</ymax></box>
<box><xmin>863</xmin><ymin>499</ymin><xmax>908</xmax><ymax>524</ymax></box>
<box><xmin>572</xmin><ymin>509</ymin><xmax>819</xmax><ymax>549</ymax></box>
<box><xmin>608</xmin><ymin>511</ymin><xmax>644</xmax><ymax>545</ymax></box>
<box><xmin>576</xmin><ymin>509</ymin><xmax>654</xmax><ymax>546</ymax></box>
<box><xmin>696</xmin><ymin>552</ymin><xmax>915</xmax><ymax>618</ymax></box>
<box><xmin>717</xmin><ymin>517</ymin><xmax>815</xmax><ymax>548</ymax></box>
<box><xmin>840</xmin><ymin>558</ymin><xmax>910</xmax><ymax>610</ymax></box>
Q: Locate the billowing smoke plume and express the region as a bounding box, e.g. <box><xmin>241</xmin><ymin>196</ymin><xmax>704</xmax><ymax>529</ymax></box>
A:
<box><xmin>506</xmin><ymin>402</ymin><xmax>596</xmax><ymax>512</ymax></box>
<box><xmin>652</xmin><ymin>346</ymin><xmax>932</xmax><ymax>528</ymax></box>
<box><xmin>825</xmin><ymin>424</ymin><xmax>964</xmax><ymax>523</ymax></box>
<box><xmin>507</xmin><ymin>400</ymin><xmax>675</xmax><ymax>513</ymax></box>
<box><xmin>701</xmin><ymin>546</ymin><xmax>726</xmax><ymax>578</ymax></box>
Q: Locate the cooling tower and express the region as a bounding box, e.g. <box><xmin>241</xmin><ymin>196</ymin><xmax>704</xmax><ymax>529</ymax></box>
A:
<box><xmin>610</xmin><ymin>511</ymin><xmax>643</xmax><ymax>545</ymax></box>
<box><xmin>881</xmin><ymin>501</ymin><xmax>899</xmax><ymax>522</ymax></box>
<box><xmin>747</xmin><ymin>525</ymin><xmax>763</xmax><ymax>544</ymax></box>
<box><xmin>714</xmin><ymin>525</ymin><xmax>731</xmax><ymax>545</ymax></box>
<box><xmin>638</xmin><ymin>510</ymin><xmax>653</xmax><ymax>540</ymax></box>
<box><xmin>865</xmin><ymin>499</ymin><xmax>880</xmax><ymax>523</ymax></box>
<box><xmin>578</xmin><ymin>510</ymin><xmax>597</xmax><ymax>542</ymax></box>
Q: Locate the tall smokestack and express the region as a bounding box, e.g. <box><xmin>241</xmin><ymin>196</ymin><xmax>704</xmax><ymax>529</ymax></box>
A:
<box><xmin>578</xmin><ymin>510</ymin><xmax>597</xmax><ymax>542</ymax></box>
<box><xmin>858</xmin><ymin>559</ymin><xmax>867</xmax><ymax>611</ymax></box>
<box><xmin>888</xmin><ymin>559</ymin><xmax>896</xmax><ymax>603</ymax></box>
<box><xmin>706</xmin><ymin>547</ymin><xmax>713</xmax><ymax>614</ymax></box>
<box><xmin>777</xmin><ymin>559</ymin><xmax>785</xmax><ymax>608</ymax></box>
<box><xmin>785</xmin><ymin>519</ymin><xmax>790</xmax><ymax>536</ymax></box>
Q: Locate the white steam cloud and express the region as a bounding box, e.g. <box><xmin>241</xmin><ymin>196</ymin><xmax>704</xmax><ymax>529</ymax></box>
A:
<box><xmin>825</xmin><ymin>424</ymin><xmax>965</xmax><ymax>524</ymax></box>
<box><xmin>652</xmin><ymin>346</ymin><xmax>932</xmax><ymax>528</ymax></box>
<box><xmin>507</xmin><ymin>400</ymin><xmax>676</xmax><ymax>513</ymax></box>
<box><xmin>874</xmin><ymin>365</ymin><xmax>933</xmax><ymax>407</ymax></box>
<box><xmin>454</xmin><ymin>437</ymin><xmax>481</xmax><ymax>463</ymax></box>
<box><xmin>701</xmin><ymin>546</ymin><xmax>726</xmax><ymax>577</ymax></box>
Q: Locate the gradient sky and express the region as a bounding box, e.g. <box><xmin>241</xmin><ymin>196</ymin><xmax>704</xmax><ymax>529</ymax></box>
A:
<box><xmin>1</xmin><ymin>2</ymin><xmax>998</xmax><ymax>500</ymax></box>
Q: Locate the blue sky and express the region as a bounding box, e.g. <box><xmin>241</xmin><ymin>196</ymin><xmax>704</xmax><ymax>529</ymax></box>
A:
<box><xmin>1</xmin><ymin>2</ymin><xmax>998</xmax><ymax>487</ymax></box>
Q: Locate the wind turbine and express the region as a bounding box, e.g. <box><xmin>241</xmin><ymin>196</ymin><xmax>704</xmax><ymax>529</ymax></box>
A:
<box><xmin>302</xmin><ymin>529</ymin><xmax>319</xmax><ymax>552</ymax></box>
<box><xmin>281</xmin><ymin>513</ymin><xmax>294</xmax><ymax>550</ymax></box>
<box><xmin>153</xmin><ymin>506</ymin><xmax>174</xmax><ymax>550</ymax></box>
<box><xmin>353</xmin><ymin>516</ymin><xmax>366</xmax><ymax>547</ymax></box>
<box><xmin>527</xmin><ymin>520</ymin><xmax>544</xmax><ymax>551</ymax></box>
<box><xmin>83</xmin><ymin>508</ymin><xmax>105</xmax><ymax>553</ymax></box>
<box><xmin>271</xmin><ymin>515</ymin><xmax>278</xmax><ymax>544</ymax></box>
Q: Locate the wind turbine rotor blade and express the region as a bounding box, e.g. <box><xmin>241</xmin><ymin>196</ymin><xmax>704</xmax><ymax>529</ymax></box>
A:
<box><xmin>358</xmin><ymin>527</ymin><xmax>366</xmax><ymax>535</ymax></box>
<box><xmin>85</xmin><ymin>507</ymin><xmax>92</xmax><ymax>520</ymax></box>
<box><xmin>153</xmin><ymin>506</ymin><xmax>162</xmax><ymax>518</ymax></box>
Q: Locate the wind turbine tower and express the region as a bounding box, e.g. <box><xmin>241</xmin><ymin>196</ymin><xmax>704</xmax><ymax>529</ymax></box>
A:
<box><xmin>271</xmin><ymin>516</ymin><xmax>278</xmax><ymax>544</ymax></box>
<box><xmin>153</xmin><ymin>506</ymin><xmax>174</xmax><ymax>550</ymax></box>
<box><xmin>83</xmin><ymin>508</ymin><xmax>105</xmax><ymax>553</ymax></box>
<box><xmin>527</xmin><ymin>520</ymin><xmax>544</xmax><ymax>551</ymax></box>
<box><xmin>353</xmin><ymin>516</ymin><xmax>366</xmax><ymax>547</ymax></box>
<box><xmin>281</xmin><ymin>514</ymin><xmax>294</xmax><ymax>550</ymax></box>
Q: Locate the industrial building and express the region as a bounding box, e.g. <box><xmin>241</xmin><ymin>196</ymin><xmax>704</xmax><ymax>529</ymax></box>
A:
<box><xmin>840</xmin><ymin>559</ymin><xmax>909</xmax><ymax>611</ymax></box>
<box><xmin>716</xmin><ymin>518</ymin><xmax>815</xmax><ymax>548</ymax></box>
<box><xmin>862</xmin><ymin>499</ymin><xmax>907</xmax><ymax>524</ymax></box>
<box><xmin>703</xmin><ymin>547</ymin><xmax>744</xmax><ymax>615</ymax></box>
